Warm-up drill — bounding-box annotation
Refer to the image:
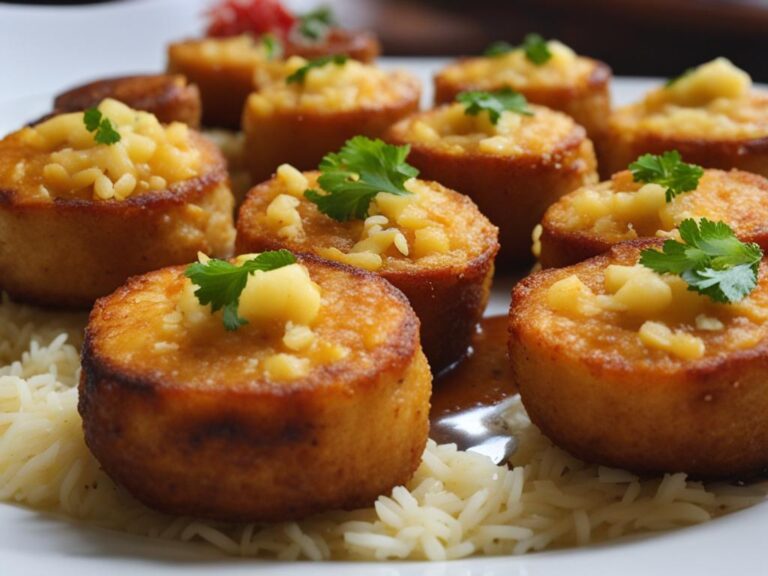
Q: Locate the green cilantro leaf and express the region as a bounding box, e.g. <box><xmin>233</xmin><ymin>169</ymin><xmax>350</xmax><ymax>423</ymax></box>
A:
<box><xmin>93</xmin><ymin>119</ymin><xmax>121</xmax><ymax>145</ymax></box>
<box><xmin>83</xmin><ymin>107</ymin><xmax>121</xmax><ymax>145</ymax></box>
<box><xmin>297</xmin><ymin>6</ymin><xmax>335</xmax><ymax>41</ymax></box>
<box><xmin>665</xmin><ymin>67</ymin><xmax>694</xmax><ymax>87</ymax></box>
<box><xmin>457</xmin><ymin>88</ymin><xmax>533</xmax><ymax>124</ymax></box>
<box><xmin>286</xmin><ymin>54</ymin><xmax>348</xmax><ymax>84</ymax></box>
<box><xmin>83</xmin><ymin>108</ymin><xmax>102</xmax><ymax>132</ymax></box>
<box><xmin>261</xmin><ymin>33</ymin><xmax>283</xmax><ymax>60</ymax></box>
<box><xmin>484</xmin><ymin>41</ymin><xmax>515</xmax><ymax>57</ymax></box>
<box><xmin>184</xmin><ymin>250</ymin><xmax>297</xmax><ymax>331</ymax></box>
<box><xmin>628</xmin><ymin>151</ymin><xmax>704</xmax><ymax>202</ymax></box>
<box><xmin>640</xmin><ymin>218</ymin><xmax>763</xmax><ymax>303</ymax></box>
<box><xmin>686</xmin><ymin>265</ymin><xmax>760</xmax><ymax>304</ymax></box>
<box><xmin>304</xmin><ymin>136</ymin><xmax>419</xmax><ymax>221</ymax></box>
<box><xmin>521</xmin><ymin>33</ymin><xmax>552</xmax><ymax>65</ymax></box>
<box><xmin>483</xmin><ymin>34</ymin><xmax>552</xmax><ymax>65</ymax></box>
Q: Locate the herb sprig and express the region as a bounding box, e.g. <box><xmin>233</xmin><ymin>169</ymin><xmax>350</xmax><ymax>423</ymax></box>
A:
<box><xmin>629</xmin><ymin>151</ymin><xmax>704</xmax><ymax>202</ymax></box>
<box><xmin>640</xmin><ymin>218</ymin><xmax>763</xmax><ymax>303</ymax></box>
<box><xmin>457</xmin><ymin>88</ymin><xmax>533</xmax><ymax>124</ymax></box>
<box><xmin>261</xmin><ymin>33</ymin><xmax>283</xmax><ymax>60</ymax></box>
<box><xmin>484</xmin><ymin>33</ymin><xmax>552</xmax><ymax>65</ymax></box>
<box><xmin>484</xmin><ymin>41</ymin><xmax>514</xmax><ymax>58</ymax></box>
<box><xmin>304</xmin><ymin>136</ymin><xmax>418</xmax><ymax>221</ymax></box>
<box><xmin>83</xmin><ymin>108</ymin><xmax>121</xmax><ymax>145</ymax></box>
<box><xmin>521</xmin><ymin>33</ymin><xmax>552</xmax><ymax>65</ymax></box>
<box><xmin>286</xmin><ymin>54</ymin><xmax>348</xmax><ymax>84</ymax></box>
<box><xmin>185</xmin><ymin>250</ymin><xmax>297</xmax><ymax>331</ymax></box>
<box><xmin>297</xmin><ymin>6</ymin><xmax>334</xmax><ymax>41</ymax></box>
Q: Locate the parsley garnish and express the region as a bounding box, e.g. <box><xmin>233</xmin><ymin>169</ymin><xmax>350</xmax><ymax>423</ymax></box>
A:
<box><xmin>665</xmin><ymin>67</ymin><xmax>694</xmax><ymax>87</ymax></box>
<box><xmin>185</xmin><ymin>250</ymin><xmax>297</xmax><ymax>331</ymax></box>
<box><xmin>484</xmin><ymin>41</ymin><xmax>515</xmax><ymax>57</ymax></box>
<box><xmin>521</xmin><ymin>33</ymin><xmax>552</xmax><ymax>65</ymax></box>
<box><xmin>640</xmin><ymin>218</ymin><xmax>763</xmax><ymax>303</ymax></box>
<box><xmin>297</xmin><ymin>6</ymin><xmax>334</xmax><ymax>41</ymax></box>
<box><xmin>629</xmin><ymin>151</ymin><xmax>704</xmax><ymax>202</ymax></box>
<box><xmin>457</xmin><ymin>88</ymin><xmax>533</xmax><ymax>124</ymax></box>
<box><xmin>483</xmin><ymin>34</ymin><xmax>552</xmax><ymax>65</ymax></box>
<box><xmin>304</xmin><ymin>136</ymin><xmax>419</xmax><ymax>221</ymax></box>
<box><xmin>286</xmin><ymin>54</ymin><xmax>348</xmax><ymax>84</ymax></box>
<box><xmin>83</xmin><ymin>107</ymin><xmax>121</xmax><ymax>145</ymax></box>
<box><xmin>261</xmin><ymin>33</ymin><xmax>283</xmax><ymax>60</ymax></box>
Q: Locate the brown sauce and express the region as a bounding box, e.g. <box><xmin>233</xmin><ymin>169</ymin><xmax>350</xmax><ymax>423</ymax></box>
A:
<box><xmin>428</xmin><ymin>316</ymin><xmax>518</xmax><ymax>462</ymax></box>
<box><xmin>430</xmin><ymin>315</ymin><xmax>516</xmax><ymax>418</ymax></box>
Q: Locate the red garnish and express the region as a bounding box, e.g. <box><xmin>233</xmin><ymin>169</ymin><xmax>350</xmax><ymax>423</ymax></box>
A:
<box><xmin>205</xmin><ymin>0</ymin><xmax>296</xmax><ymax>38</ymax></box>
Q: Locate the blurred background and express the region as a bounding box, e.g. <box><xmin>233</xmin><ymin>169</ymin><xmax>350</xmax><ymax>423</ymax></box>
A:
<box><xmin>3</xmin><ymin>0</ymin><xmax>768</xmax><ymax>81</ymax></box>
<box><xmin>366</xmin><ymin>0</ymin><xmax>768</xmax><ymax>82</ymax></box>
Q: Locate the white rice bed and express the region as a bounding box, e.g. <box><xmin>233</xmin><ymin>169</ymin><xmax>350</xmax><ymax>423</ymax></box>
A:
<box><xmin>0</xmin><ymin>297</ymin><xmax>765</xmax><ymax>561</ymax></box>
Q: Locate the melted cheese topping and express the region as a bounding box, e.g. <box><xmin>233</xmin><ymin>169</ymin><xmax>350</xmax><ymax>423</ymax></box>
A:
<box><xmin>556</xmin><ymin>180</ymin><xmax>669</xmax><ymax>241</ymax></box>
<box><xmin>548</xmin><ymin>170</ymin><xmax>768</xmax><ymax>243</ymax></box>
<box><xmin>611</xmin><ymin>58</ymin><xmax>768</xmax><ymax>140</ymax></box>
<box><xmin>314</xmin><ymin>179</ymin><xmax>452</xmax><ymax>271</ymax></box>
<box><xmin>546</xmin><ymin>262</ymin><xmax>767</xmax><ymax>360</ymax></box>
<box><xmin>251</xmin><ymin>165</ymin><xmax>493</xmax><ymax>273</ymax></box>
<box><xmin>439</xmin><ymin>41</ymin><xmax>594</xmax><ymax>89</ymax></box>
<box><xmin>265</xmin><ymin>167</ymin><xmax>452</xmax><ymax>269</ymax></box>
<box><xmin>166</xmin><ymin>255</ymin><xmax>347</xmax><ymax>380</ymax></box>
<box><xmin>16</xmin><ymin>99</ymin><xmax>201</xmax><ymax>201</ymax></box>
<box><xmin>172</xmin><ymin>35</ymin><xmax>271</xmax><ymax>67</ymax></box>
<box><xmin>248</xmin><ymin>56</ymin><xmax>418</xmax><ymax>113</ymax></box>
<box><xmin>398</xmin><ymin>102</ymin><xmax>576</xmax><ymax>157</ymax></box>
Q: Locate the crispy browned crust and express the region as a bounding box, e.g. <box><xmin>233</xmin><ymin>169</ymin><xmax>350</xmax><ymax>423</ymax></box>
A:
<box><xmin>0</xmin><ymin>133</ymin><xmax>235</xmax><ymax>308</ymax></box>
<box><xmin>79</xmin><ymin>256</ymin><xmax>431</xmax><ymax>521</ymax></box>
<box><xmin>51</xmin><ymin>74</ymin><xmax>202</xmax><ymax>128</ymax></box>
<box><xmin>596</xmin><ymin>126</ymin><xmax>768</xmax><ymax>180</ymax></box>
<box><xmin>284</xmin><ymin>28</ymin><xmax>380</xmax><ymax>62</ymax></box>
<box><xmin>386</xmin><ymin>119</ymin><xmax>596</xmax><ymax>270</ymax></box>
<box><xmin>386</xmin><ymin>255</ymin><xmax>496</xmax><ymax>375</ymax></box>
<box><xmin>509</xmin><ymin>239</ymin><xmax>768</xmax><ymax>477</ymax></box>
<box><xmin>242</xmin><ymin>77</ymin><xmax>421</xmax><ymax>184</ymax></box>
<box><xmin>539</xmin><ymin>169</ymin><xmax>768</xmax><ymax>268</ymax></box>
<box><xmin>433</xmin><ymin>59</ymin><xmax>612</xmax><ymax>138</ymax></box>
<box><xmin>538</xmin><ymin>225</ymin><xmax>613</xmax><ymax>269</ymax></box>
<box><xmin>236</xmin><ymin>177</ymin><xmax>499</xmax><ymax>374</ymax></box>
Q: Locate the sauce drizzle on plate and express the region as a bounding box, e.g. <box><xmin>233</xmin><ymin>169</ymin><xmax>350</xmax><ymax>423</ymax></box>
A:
<box><xmin>430</xmin><ymin>315</ymin><xmax>518</xmax><ymax>463</ymax></box>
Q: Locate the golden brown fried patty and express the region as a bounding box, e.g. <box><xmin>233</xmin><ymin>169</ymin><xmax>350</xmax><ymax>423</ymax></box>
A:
<box><xmin>79</xmin><ymin>256</ymin><xmax>431</xmax><ymax>521</ymax></box>
<box><xmin>242</xmin><ymin>73</ymin><xmax>421</xmax><ymax>184</ymax></box>
<box><xmin>386</xmin><ymin>106</ymin><xmax>597</xmax><ymax>269</ymax></box>
<box><xmin>236</xmin><ymin>171</ymin><xmax>499</xmax><ymax>374</ymax></box>
<box><xmin>595</xmin><ymin>86</ymin><xmax>768</xmax><ymax>178</ymax></box>
<box><xmin>0</xmin><ymin>132</ymin><xmax>235</xmax><ymax>307</ymax></box>
<box><xmin>167</xmin><ymin>38</ymin><xmax>260</xmax><ymax>130</ymax></box>
<box><xmin>509</xmin><ymin>240</ymin><xmax>768</xmax><ymax>477</ymax></box>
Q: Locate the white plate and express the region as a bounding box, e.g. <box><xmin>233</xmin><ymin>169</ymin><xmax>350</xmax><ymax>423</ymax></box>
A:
<box><xmin>1</xmin><ymin>1</ymin><xmax>765</xmax><ymax>574</ymax></box>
